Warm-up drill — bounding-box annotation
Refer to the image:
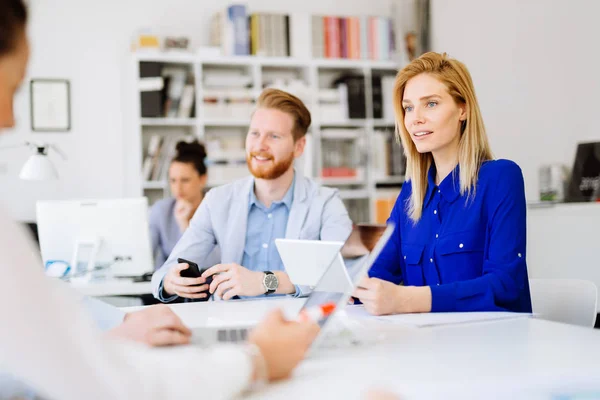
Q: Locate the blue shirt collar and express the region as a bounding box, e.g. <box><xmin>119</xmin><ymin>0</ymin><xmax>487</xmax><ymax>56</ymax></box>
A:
<box><xmin>425</xmin><ymin>163</ymin><xmax>461</xmax><ymax>206</ymax></box>
<box><xmin>249</xmin><ymin>173</ymin><xmax>295</xmax><ymax>211</ymax></box>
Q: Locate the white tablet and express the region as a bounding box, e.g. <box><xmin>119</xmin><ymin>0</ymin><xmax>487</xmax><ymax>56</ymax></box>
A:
<box><xmin>275</xmin><ymin>239</ymin><xmax>346</xmax><ymax>288</ymax></box>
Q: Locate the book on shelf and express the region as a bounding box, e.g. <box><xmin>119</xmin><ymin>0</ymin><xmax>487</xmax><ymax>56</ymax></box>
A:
<box><xmin>211</xmin><ymin>5</ymin><xmax>290</xmax><ymax>57</ymax></box>
<box><xmin>139</xmin><ymin>62</ymin><xmax>166</xmax><ymax>118</ymax></box>
<box><xmin>371</xmin><ymin>75</ymin><xmax>383</xmax><ymax>119</ymax></box>
<box><xmin>320</xmin><ymin>128</ymin><xmax>362</xmax><ymax>140</ymax></box>
<box><xmin>372</xmin><ymin>74</ymin><xmax>398</xmax><ymax>121</ymax></box>
<box><xmin>163</xmin><ymin>67</ymin><xmax>187</xmax><ymax>118</ymax></box>
<box><xmin>311</xmin><ymin>15</ymin><xmax>324</xmax><ymax>58</ymax></box>
<box><xmin>374</xmin><ymin>189</ymin><xmax>400</xmax><ymax>224</ymax></box>
<box><xmin>262</xmin><ymin>68</ymin><xmax>311</xmax><ymax>105</ymax></box>
<box><xmin>372</xmin><ymin>129</ymin><xmax>406</xmax><ymax>178</ymax></box>
<box><xmin>142</xmin><ymin>134</ymin><xmax>162</xmax><ymax>180</ymax></box>
<box><xmin>333</xmin><ymin>75</ymin><xmax>366</xmax><ymax>119</ymax></box>
<box><xmin>178</xmin><ymin>84</ymin><xmax>195</xmax><ymax>118</ymax></box>
<box><xmin>313</xmin><ymin>15</ymin><xmax>395</xmax><ymax>60</ymax></box>
<box><xmin>321</xmin><ymin>139</ymin><xmax>360</xmax><ymax>178</ymax></box>
<box><xmin>139</xmin><ymin>62</ymin><xmax>194</xmax><ymax>119</ymax></box>
<box><xmin>381</xmin><ymin>75</ymin><xmax>396</xmax><ymax>121</ymax></box>
<box><xmin>210</xmin><ymin>4</ymin><xmax>249</xmax><ymax>56</ymax></box>
<box><xmin>318</xmin><ymin>84</ymin><xmax>349</xmax><ymax>122</ymax></box>
<box><xmin>142</xmin><ymin>134</ymin><xmax>193</xmax><ymax>182</ymax></box>
<box><xmin>203</xmin><ymin>69</ymin><xmax>252</xmax><ymax>88</ymax></box>
<box><xmin>202</xmin><ymin>72</ymin><xmax>255</xmax><ymax>120</ymax></box>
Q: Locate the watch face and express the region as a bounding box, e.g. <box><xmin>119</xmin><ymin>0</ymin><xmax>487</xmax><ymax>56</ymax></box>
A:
<box><xmin>264</xmin><ymin>273</ymin><xmax>278</xmax><ymax>290</ymax></box>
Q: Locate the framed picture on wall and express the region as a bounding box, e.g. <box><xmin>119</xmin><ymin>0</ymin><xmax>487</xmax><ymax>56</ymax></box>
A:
<box><xmin>30</xmin><ymin>79</ymin><xmax>71</xmax><ymax>132</ymax></box>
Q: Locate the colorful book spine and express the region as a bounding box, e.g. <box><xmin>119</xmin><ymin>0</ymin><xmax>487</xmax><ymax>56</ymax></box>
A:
<box><xmin>227</xmin><ymin>5</ymin><xmax>249</xmax><ymax>56</ymax></box>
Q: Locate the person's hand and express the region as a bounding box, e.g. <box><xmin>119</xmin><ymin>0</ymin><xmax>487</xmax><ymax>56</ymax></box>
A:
<box><xmin>106</xmin><ymin>305</ymin><xmax>191</xmax><ymax>347</ymax></box>
<box><xmin>352</xmin><ymin>277</ymin><xmax>432</xmax><ymax>315</ymax></box>
<box><xmin>202</xmin><ymin>263</ymin><xmax>265</xmax><ymax>300</ymax></box>
<box><xmin>174</xmin><ymin>199</ymin><xmax>195</xmax><ymax>232</ymax></box>
<box><xmin>248</xmin><ymin>309</ymin><xmax>320</xmax><ymax>382</ymax></box>
<box><xmin>163</xmin><ymin>262</ymin><xmax>209</xmax><ymax>299</ymax></box>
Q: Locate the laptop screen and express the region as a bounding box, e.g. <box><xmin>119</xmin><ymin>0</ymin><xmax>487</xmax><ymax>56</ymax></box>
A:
<box><xmin>300</xmin><ymin>223</ymin><xmax>395</xmax><ymax>327</ymax></box>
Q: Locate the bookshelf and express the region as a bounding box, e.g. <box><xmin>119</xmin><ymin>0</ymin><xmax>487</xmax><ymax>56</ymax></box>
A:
<box><xmin>129</xmin><ymin>51</ymin><xmax>405</xmax><ymax>223</ymax></box>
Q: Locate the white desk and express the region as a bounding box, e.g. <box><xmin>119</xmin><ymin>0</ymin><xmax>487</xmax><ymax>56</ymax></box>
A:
<box><xmin>69</xmin><ymin>279</ymin><xmax>152</xmax><ymax>297</ymax></box>
<box><xmin>133</xmin><ymin>298</ymin><xmax>600</xmax><ymax>400</ymax></box>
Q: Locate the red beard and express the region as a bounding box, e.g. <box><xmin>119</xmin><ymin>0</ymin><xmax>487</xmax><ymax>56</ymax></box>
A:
<box><xmin>246</xmin><ymin>151</ymin><xmax>294</xmax><ymax>180</ymax></box>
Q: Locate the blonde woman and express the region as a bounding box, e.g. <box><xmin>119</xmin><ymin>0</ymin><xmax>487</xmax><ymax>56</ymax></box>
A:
<box><xmin>354</xmin><ymin>52</ymin><xmax>532</xmax><ymax>315</ymax></box>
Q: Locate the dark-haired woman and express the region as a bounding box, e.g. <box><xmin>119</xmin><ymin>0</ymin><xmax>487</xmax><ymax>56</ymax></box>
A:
<box><xmin>149</xmin><ymin>140</ymin><xmax>209</xmax><ymax>268</ymax></box>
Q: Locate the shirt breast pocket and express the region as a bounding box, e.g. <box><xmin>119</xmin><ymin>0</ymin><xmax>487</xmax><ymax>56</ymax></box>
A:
<box><xmin>437</xmin><ymin>230</ymin><xmax>485</xmax><ymax>279</ymax></box>
<box><xmin>401</xmin><ymin>243</ymin><xmax>425</xmax><ymax>285</ymax></box>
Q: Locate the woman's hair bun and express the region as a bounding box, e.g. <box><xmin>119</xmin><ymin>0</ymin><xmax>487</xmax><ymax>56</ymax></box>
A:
<box><xmin>175</xmin><ymin>140</ymin><xmax>207</xmax><ymax>160</ymax></box>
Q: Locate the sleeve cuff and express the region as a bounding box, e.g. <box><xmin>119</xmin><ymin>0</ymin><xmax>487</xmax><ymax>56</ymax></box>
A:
<box><xmin>290</xmin><ymin>284</ymin><xmax>311</xmax><ymax>298</ymax></box>
<box><xmin>157</xmin><ymin>279</ymin><xmax>179</xmax><ymax>303</ymax></box>
<box><xmin>80</xmin><ymin>296</ymin><xmax>126</xmax><ymax>331</ymax></box>
<box><xmin>429</xmin><ymin>283</ymin><xmax>457</xmax><ymax>313</ymax></box>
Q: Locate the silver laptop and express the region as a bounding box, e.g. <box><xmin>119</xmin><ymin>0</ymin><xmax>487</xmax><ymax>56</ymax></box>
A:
<box><xmin>191</xmin><ymin>223</ymin><xmax>395</xmax><ymax>348</ymax></box>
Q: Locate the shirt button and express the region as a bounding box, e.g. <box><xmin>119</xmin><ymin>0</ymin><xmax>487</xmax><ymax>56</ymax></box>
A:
<box><xmin>433</xmin><ymin>210</ymin><xmax>437</xmax><ymax>215</ymax></box>
<box><xmin>435</xmin><ymin>234</ymin><xmax>439</xmax><ymax>238</ymax></box>
<box><xmin>518</xmin><ymin>253</ymin><xmax>522</xmax><ymax>258</ymax></box>
<box><xmin>267</xmin><ymin>214</ymin><xmax>273</xmax><ymax>219</ymax></box>
<box><xmin>459</xmin><ymin>243</ymin><xmax>464</xmax><ymax>248</ymax></box>
<box><xmin>436</xmin><ymin>283</ymin><xmax>440</xmax><ymax>286</ymax></box>
<box><xmin>403</xmin><ymin>256</ymin><xmax>407</xmax><ymax>260</ymax></box>
<box><xmin>262</xmin><ymin>243</ymin><xmax>268</xmax><ymax>249</ymax></box>
<box><xmin>429</xmin><ymin>258</ymin><xmax>433</xmax><ymax>263</ymax></box>
<box><xmin>438</xmin><ymin>190</ymin><xmax>441</xmax><ymax>194</ymax></box>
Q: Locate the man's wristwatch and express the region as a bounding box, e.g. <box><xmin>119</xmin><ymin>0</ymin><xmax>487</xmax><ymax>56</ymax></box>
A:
<box><xmin>263</xmin><ymin>271</ymin><xmax>278</xmax><ymax>295</ymax></box>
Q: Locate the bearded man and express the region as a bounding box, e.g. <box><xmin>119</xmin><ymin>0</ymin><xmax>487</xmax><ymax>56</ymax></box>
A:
<box><xmin>153</xmin><ymin>89</ymin><xmax>353</xmax><ymax>302</ymax></box>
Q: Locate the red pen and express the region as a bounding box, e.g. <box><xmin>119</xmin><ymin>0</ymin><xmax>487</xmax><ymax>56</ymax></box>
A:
<box><xmin>297</xmin><ymin>302</ymin><xmax>337</xmax><ymax>323</ymax></box>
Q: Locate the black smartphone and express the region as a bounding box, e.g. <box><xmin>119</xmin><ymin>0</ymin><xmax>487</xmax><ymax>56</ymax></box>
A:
<box><xmin>177</xmin><ymin>258</ymin><xmax>213</xmax><ymax>300</ymax></box>
<box><xmin>177</xmin><ymin>257</ymin><xmax>202</xmax><ymax>278</ymax></box>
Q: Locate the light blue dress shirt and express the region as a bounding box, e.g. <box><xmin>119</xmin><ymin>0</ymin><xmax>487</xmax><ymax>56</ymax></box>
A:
<box><xmin>239</xmin><ymin>177</ymin><xmax>295</xmax><ymax>298</ymax></box>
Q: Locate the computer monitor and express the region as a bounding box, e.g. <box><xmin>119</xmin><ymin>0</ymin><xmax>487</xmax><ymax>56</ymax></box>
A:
<box><xmin>36</xmin><ymin>198</ymin><xmax>154</xmax><ymax>277</ymax></box>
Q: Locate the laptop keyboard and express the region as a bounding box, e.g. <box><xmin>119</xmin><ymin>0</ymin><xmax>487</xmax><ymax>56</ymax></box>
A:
<box><xmin>217</xmin><ymin>328</ymin><xmax>249</xmax><ymax>343</ymax></box>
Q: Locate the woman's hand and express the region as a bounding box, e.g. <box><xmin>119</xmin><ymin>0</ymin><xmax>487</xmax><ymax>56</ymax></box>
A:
<box><xmin>174</xmin><ymin>200</ymin><xmax>195</xmax><ymax>232</ymax></box>
<box><xmin>353</xmin><ymin>277</ymin><xmax>432</xmax><ymax>315</ymax></box>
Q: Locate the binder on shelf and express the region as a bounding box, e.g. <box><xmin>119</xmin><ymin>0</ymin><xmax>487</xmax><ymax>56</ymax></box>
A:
<box><xmin>163</xmin><ymin>67</ymin><xmax>188</xmax><ymax>118</ymax></box>
<box><xmin>139</xmin><ymin>62</ymin><xmax>166</xmax><ymax>118</ymax></box>
<box><xmin>371</xmin><ymin>75</ymin><xmax>383</xmax><ymax>119</ymax></box>
<box><xmin>334</xmin><ymin>75</ymin><xmax>366</xmax><ymax>119</ymax></box>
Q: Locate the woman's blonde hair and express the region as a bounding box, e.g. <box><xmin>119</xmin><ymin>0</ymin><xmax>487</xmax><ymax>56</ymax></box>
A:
<box><xmin>393</xmin><ymin>52</ymin><xmax>493</xmax><ymax>222</ymax></box>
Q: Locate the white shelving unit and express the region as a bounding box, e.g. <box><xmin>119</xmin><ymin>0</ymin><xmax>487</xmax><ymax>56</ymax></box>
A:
<box><xmin>127</xmin><ymin>51</ymin><xmax>405</xmax><ymax>223</ymax></box>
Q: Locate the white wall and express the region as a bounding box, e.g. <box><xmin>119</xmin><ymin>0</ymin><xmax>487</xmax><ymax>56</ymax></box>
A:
<box><xmin>1</xmin><ymin>0</ymin><xmax>397</xmax><ymax>221</ymax></box>
<box><xmin>430</xmin><ymin>0</ymin><xmax>600</xmax><ymax>202</ymax></box>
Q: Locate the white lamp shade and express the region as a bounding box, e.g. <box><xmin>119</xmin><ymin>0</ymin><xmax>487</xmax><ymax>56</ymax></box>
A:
<box><xmin>19</xmin><ymin>154</ymin><xmax>58</xmax><ymax>180</ymax></box>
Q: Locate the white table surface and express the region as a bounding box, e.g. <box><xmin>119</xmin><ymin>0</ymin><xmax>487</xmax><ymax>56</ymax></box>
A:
<box><xmin>69</xmin><ymin>279</ymin><xmax>152</xmax><ymax>297</ymax></box>
<box><xmin>126</xmin><ymin>298</ymin><xmax>600</xmax><ymax>400</ymax></box>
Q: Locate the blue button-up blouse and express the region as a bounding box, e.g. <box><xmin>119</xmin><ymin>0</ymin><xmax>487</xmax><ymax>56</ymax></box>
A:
<box><xmin>369</xmin><ymin>159</ymin><xmax>532</xmax><ymax>313</ymax></box>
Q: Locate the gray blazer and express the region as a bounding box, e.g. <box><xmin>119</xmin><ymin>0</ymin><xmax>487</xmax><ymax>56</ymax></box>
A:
<box><xmin>151</xmin><ymin>172</ymin><xmax>353</xmax><ymax>301</ymax></box>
